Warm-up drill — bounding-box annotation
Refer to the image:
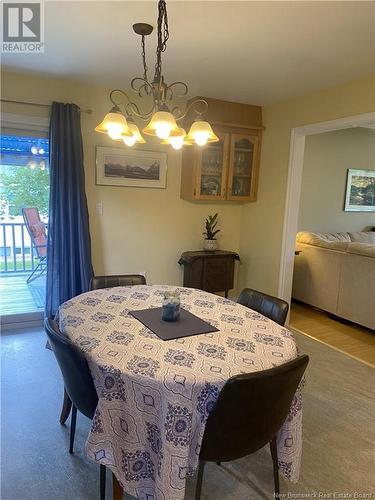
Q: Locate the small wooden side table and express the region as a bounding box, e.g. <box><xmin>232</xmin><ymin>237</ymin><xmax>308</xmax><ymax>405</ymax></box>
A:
<box><xmin>178</xmin><ymin>250</ymin><xmax>240</xmax><ymax>298</ymax></box>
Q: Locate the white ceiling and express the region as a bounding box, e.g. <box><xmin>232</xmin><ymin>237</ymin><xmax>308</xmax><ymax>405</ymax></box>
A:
<box><xmin>2</xmin><ymin>1</ymin><xmax>375</xmax><ymax>105</ymax></box>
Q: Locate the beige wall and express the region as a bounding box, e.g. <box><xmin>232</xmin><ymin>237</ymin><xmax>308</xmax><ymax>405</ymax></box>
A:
<box><xmin>298</xmin><ymin>128</ymin><xmax>375</xmax><ymax>233</ymax></box>
<box><xmin>1</xmin><ymin>71</ymin><xmax>243</xmax><ymax>294</ymax></box>
<box><xmin>2</xmin><ymin>70</ymin><xmax>375</xmax><ymax>298</ymax></box>
<box><xmin>238</xmin><ymin>77</ymin><xmax>375</xmax><ymax>295</ymax></box>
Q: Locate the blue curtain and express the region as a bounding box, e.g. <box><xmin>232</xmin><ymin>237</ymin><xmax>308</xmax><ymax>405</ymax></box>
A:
<box><xmin>45</xmin><ymin>102</ymin><xmax>93</xmax><ymax>318</ymax></box>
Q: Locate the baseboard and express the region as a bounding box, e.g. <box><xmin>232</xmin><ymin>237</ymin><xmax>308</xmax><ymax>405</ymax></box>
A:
<box><xmin>291</xmin><ymin>299</ymin><xmax>374</xmax><ymax>332</ymax></box>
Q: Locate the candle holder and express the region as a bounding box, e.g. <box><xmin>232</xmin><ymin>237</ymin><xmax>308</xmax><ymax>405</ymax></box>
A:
<box><xmin>162</xmin><ymin>290</ymin><xmax>180</xmax><ymax>322</ymax></box>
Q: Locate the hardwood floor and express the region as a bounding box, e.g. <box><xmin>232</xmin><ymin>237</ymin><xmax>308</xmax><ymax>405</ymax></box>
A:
<box><xmin>289</xmin><ymin>301</ymin><xmax>375</xmax><ymax>367</ymax></box>
<box><xmin>0</xmin><ymin>272</ymin><xmax>45</xmax><ymax>315</ymax></box>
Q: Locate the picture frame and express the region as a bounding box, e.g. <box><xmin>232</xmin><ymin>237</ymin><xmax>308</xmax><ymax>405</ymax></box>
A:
<box><xmin>96</xmin><ymin>146</ymin><xmax>167</xmax><ymax>189</ymax></box>
<box><xmin>344</xmin><ymin>169</ymin><xmax>375</xmax><ymax>212</ymax></box>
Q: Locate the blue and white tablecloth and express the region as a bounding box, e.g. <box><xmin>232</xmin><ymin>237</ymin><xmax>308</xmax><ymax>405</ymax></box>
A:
<box><xmin>59</xmin><ymin>285</ymin><xmax>303</xmax><ymax>500</ymax></box>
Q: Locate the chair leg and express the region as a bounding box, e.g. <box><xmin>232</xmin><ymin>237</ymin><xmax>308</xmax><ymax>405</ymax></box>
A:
<box><xmin>270</xmin><ymin>437</ymin><xmax>280</xmax><ymax>497</ymax></box>
<box><xmin>26</xmin><ymin>258</ymin><xmax>46</xmax><ymax>284</ymax></box>
<box><xmin>100</xmin><ymin>464</ymin><xmax>106</xmax><ymax>500</ymax></box>
<box><xmin>60</xmin><ymin>388</ymin><xmax>72</xmax><ymax>424</ymax></box>
<box><xmin>195</xmin><ymin>460</ymin><xmax>206</xmax><ymax>500</ymax></box>
<box><xmin>112</xmin><ymin>472</ymin><xmax>123</xmax><ymax>500</ymax></box>
<box><xmin>69</xmin><ymin>405</ymin><xmax>77</xmax><ymax>454</ymax></box>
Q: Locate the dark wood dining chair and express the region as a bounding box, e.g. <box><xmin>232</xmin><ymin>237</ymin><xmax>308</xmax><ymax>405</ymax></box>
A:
<box><xmin>195</xmin><ymin>354</ymin><xmax>309</xmax><ymax>499</ymax></box>
<box><xmin>89</xmin><ymin>274</ymin><xmax>146</xmax><ymax>290</ymax></box>
<box><xmin>44</xmin><ymin>318</ymin><xmax>106</xmax><ymax>500</ymax></box>
<box><xmin>237</xmin><ymin>287</ymin><xmax>289</xmax><ymax>326</ymax></box>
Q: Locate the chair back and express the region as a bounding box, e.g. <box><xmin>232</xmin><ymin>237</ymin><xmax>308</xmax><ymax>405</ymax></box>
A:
<box><xmin>44</xmin><ymin>318</ymin><xmax>98</xmax><ymax>419</ymax></box>
<box><xmin>237</xmin><ymin>288</ymin><xmax>289</xmax><ymax>326</ymax></box>
<box><xmin>90</xmin><ymin>274</ymin><xmax>146</xmax><ymax>290</ymax></box>
<box><xmin>199</xmin><ymin>355</ymin><xmax>309</xmax><ymax>462</ymax></box>
<box><xmin>22</xmin><ymin>207</ymin><xmax>47</xmax><ymax>258</ymax></box>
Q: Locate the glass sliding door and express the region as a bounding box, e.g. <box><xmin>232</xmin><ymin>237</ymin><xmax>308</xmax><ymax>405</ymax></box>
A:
<box><xmin>0</xmin><ymin>134</ymin><xmax>49</xmax><ymax>316</ymax></box>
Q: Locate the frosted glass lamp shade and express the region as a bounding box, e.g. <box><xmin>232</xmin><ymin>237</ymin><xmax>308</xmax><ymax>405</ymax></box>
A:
<box><xmin>185</xmin><ymin>121</ymin><xmax>219</xmax><ymax>146</ymax></box>
<box><xmin>95</xmin><ymin>110</ymin><xmax>132</xmax><ymax>139</ymax></box>
<box><xmin>161</xmin><ymin>127</ymin><xmax>189</xmax><ymax>150</ymax></box>
<box><xmin>143</xmin><ymin>111</ymin><xmax>178</xmax><ymax>139</ymax></box>
<box><xmin>122</xmin><ymin>122</ymin><xmax>146</xmax><ymax>146</ymax></box>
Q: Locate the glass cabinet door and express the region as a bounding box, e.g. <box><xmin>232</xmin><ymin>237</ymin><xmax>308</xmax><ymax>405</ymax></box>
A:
<box><xmin>195</xmin><ymin>132</ymin><xmax>229</xmax><ymax>200</ymax></box>
<box><xmin>228</xmin><ymin>134</ymin><xmax>259</xmax><ymax>201</ymax></box>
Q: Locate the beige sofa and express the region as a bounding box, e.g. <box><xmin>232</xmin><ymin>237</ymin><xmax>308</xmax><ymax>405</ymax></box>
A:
<box><xmin>292</xmin><ymin>231</ymin><xmax>375</xmax><ymax>330</ymax></box>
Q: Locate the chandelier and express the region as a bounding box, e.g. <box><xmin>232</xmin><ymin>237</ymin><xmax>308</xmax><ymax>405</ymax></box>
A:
<box><xmin>95</xmin><ymin>0</ymin><xmax>218</xmax><ymax>150</ymax></box>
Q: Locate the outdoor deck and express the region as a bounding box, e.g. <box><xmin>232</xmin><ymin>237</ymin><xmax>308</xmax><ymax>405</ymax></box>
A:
<box><xmin>0</xmin><ymin>272</ymin><xmax>45</xmax><ymax>315</ymax></box>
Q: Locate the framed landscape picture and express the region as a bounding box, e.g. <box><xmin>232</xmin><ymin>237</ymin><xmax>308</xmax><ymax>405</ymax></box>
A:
<box><xmin>96</xmin><ymin>146</ymin><xmax>167</xmax><ymax>188</ymax></box>
<box><xmin>344</xmin><ymin>169</ymin><xmax>375</xmax><ymax>212</ymax></box>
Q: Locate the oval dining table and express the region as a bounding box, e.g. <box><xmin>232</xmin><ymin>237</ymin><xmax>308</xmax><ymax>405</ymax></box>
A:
<box><xmin>58</xmin><ymin>284</ymin><xmax>303</xmax><ymax>500</ymax></box>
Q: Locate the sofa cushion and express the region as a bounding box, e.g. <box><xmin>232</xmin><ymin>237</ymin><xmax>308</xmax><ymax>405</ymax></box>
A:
<box><xmin>346</xmin><ymin>242</ymin><xmax>375</xmax><ymax>258</ymax></box>
<box><xmin>296</xmin><ymin>232</ymin><xmax>350</xmax><ymax>251</ymax></box>
<box><xmin>348</xmin><ymin>232</ymin><xmax>375</xmax><ymax>244</ymax></box>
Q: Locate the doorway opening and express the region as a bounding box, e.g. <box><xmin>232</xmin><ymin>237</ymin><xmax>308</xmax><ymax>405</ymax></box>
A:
<box><xmin>278</xmin><ymin>112</ymin><xmax>375</xmax><ymax>366</ymax></box>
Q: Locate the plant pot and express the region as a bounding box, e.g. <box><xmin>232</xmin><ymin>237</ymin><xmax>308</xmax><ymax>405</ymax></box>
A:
<box><xmin>203</xmin><ymin>239</ymin><xmax>218</xmax><ymax>251</ymax></box>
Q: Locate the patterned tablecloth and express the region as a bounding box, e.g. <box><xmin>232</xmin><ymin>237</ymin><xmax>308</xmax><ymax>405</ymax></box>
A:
<box><xmin>59</xmin><ymin>285</ymin><xmax>303</xmax><ymax>500</ymax></box>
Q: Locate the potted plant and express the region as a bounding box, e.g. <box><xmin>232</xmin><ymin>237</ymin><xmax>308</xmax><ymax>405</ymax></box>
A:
<box><xmin>203</xmin><ymin>213</ymin><xmax>220</xmax><ymax>251</ymax></box>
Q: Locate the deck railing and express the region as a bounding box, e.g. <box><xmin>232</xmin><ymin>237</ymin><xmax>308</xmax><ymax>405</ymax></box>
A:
<box><xmin>0</xmin><ymin>222</ymin><xmax>47</xmax><ymax>273</ymax></box>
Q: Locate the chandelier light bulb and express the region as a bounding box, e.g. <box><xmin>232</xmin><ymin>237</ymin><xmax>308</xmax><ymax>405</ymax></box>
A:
<box><xmin>31</xmin><ymin>146</ymin><xmax>38</xmax><ymax>155</ymax></box>
<box><xmin>155</xmin><ymin>123</ymin><xmax>172</xmax><ymax>140</ymax></box>
<box><xmin>38</xmin><ymin>148</ymin><xmax>44</xmax><ymax>155</ymax></box>
<box><xmin>194</xmin><ymin>133</ymin><xmax>209</xmax><ymax>146</ymax></box>
<box><xmin>123</xmin><ymin>136</ymin><xmax>137</xmax><ymax>147</ymax></box>
<box><xmin>167</xmin><ymin>128</ymin><xmax>187</xmax><ymax>149</ymax></box>
<box><xmin>170</xmin><ymin>136</ymin><xmax>184</xmax><ymax>150</ymax></box>
<box><xmin>107</xmin><ymin>124</ymin><xmax>124</xmax><ymax>140</ymax></box>
<box><xmin>143</xmin><ymin>111</ymin><xmax>178</xmax><ymax>138</ymax></box>
<box><xmin>160</xmin><ymin>127</ymin><xmax>188</xmax><ymax>149</ymax></box>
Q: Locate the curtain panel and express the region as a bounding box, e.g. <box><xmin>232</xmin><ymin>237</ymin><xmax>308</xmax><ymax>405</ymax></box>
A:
<box><xmin>46</xmin><ymin>102</ymin><xmax>93</xmax><ymax>318</ymax></box>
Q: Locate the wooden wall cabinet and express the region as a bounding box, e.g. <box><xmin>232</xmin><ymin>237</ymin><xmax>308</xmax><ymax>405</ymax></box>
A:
<box><xmin>180</xmin><ymin>125</ymin><xmax>262</xmax><ymax>202</ymax></box>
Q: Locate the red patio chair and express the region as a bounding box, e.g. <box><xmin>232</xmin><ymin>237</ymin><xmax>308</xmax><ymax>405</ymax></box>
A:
<box><xmin>22</xmin><ymin>207</ymin><xmax>47</xmax><ymax>284</ymax></box>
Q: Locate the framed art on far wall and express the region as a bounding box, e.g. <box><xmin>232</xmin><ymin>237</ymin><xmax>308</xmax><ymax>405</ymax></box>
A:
<box><xmin>344</xmin><ymin>169</ymin><xmax>375</xmax><ymax>212</ymax></box>
<box><xmin>96</xmin><ymin>146</ymin><xmax>167</xmax><ymax>188</ymax></box>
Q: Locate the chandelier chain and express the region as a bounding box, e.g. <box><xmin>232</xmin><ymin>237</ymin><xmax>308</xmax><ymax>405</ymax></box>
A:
<box><xmin>141</xmin><ymin>35</ymin><xmax>148</xmax><ymax>82</ymax></box>
<box><xmin>154</xmin><ymin>0</ymin><xmax>169</xmax><ymax>81</ymax></box>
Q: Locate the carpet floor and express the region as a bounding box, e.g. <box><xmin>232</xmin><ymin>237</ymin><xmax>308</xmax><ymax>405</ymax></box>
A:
<box><xmin>1</xmin><ymin>327</ymin><xmax>374</xmax><ymax>499</ymax></box>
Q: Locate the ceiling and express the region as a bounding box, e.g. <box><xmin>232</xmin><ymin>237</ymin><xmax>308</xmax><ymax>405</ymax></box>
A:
<box><xmin>2</xmin><ymin>1</ymin><xmax>374</xmax><ymax>105</ymax></box>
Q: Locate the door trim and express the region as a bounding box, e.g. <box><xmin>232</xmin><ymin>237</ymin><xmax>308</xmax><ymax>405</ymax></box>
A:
<box><xmin>0</xmin><ymin>117</ymin><xmax>49</xmax><ymax>322</ymax></box>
